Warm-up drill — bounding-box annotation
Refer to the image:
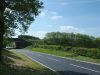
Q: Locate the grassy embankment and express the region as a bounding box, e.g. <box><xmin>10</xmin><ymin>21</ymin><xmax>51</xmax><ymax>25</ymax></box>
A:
<box><xmin>0</xmin><ymin>50</ymin><xmax>58</xmax><ymax>75</ymax></box>
<box><xmin>29</xmin><ymin>47</ymin><xmax>100</xmax><ymax>64</ymax></box>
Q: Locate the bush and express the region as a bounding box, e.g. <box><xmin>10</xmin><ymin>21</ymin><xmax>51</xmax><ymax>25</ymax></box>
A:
<box><xmin>63</xmin><ymin>46</ymin><xmax>72</xmax><ymax>51</ymax></box>
<box><xmin>30</xmin><ymin>45</ymin><xmax>100</xmax><ymax>59</ymax></box>
<box><xmin>34</xmin><ymin>45</ymin><xmax>72</xmax><ymax>51</ymax></box>
<box><xmin>71</xmin><ymin>47</ymin><xmax>87</xmax><ymax>56</ymax></box>
<box><xmin>71</xmin><ymin>47</ymin><xmax>100</xmax><ymax>59</ymax></box>
<box><xmin>86</xmin><ymin>48</ymin><xmax>100</xmax><ymax>59</ymax></box>
<box><xmin>37</xmin><ymin>45</ymin><xmax>62</xmax><ymax>50</ymax></box>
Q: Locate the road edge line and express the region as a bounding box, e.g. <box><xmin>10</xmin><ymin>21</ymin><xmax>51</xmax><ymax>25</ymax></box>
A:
<box><xmin>25</xmin><ymin>55</ymin><xmax>57</xmax><ymax>72</ymax></box>
<box><xmin>70</xmin><ymin>64</ymin><xmax>100</xmax><ymax>73</ymax></box>
<box><xmin>30</xmin><ymin>50</ymin><xmax>100</xmax><ymax>66</ymax></box>
<box><xmin>11</xmin><ymin>50</ymin><xmax>57</xmax><ymax>73</ymax></box>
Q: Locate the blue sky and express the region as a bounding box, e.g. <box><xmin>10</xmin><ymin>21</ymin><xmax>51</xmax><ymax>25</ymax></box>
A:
<box><xmin>16</xmin><ymin>0</ymin><xmax>100</xmax><ymax>38</ymax></box>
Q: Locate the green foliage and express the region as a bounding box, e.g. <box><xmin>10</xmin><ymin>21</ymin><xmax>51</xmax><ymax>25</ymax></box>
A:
<box><xmin>33</xmin><ymin>45</ymin><xmax>100</xmax><ymax>59</ymax></box>
<box><xmin>29</xmin><ymin>47</ymin><xmax>100</xmax><ymax>63</ymax></box>
<box><xmin>95</xmin><ymin>38</ymin><xmax>100</xmax><ymax>48</ymax></box>
<box><xmin>18</xmin><ymin>35</ymin><xmax>40</xmax><ymax>40</ymax></box>
<box><xmin>71</xmin><ymin>47</ymin><xmax>88</xmax><ymax>56</ymax></box>
<box><xmin>33</xmin><ymin>45</ymin><xmax>73</xmax><ymax>53</ymax></box>
<box><xmin>43</xmin><ymin>32</ymin><xmax>98</xmax><ymax>48</ymax></box>
<box><xmin>0</xmin><ymin>0</ymin><xmax>43</xmax><ymax>37</ymax></box>
<box><xmin>71</xmin><ymin>47</ymin><xmax>100</xmax><ymax>59</ymax></box>
<box><xmin>0</xmin><ymin>0</ymin><xmax>43</xmax><ymax>60</ymax></box>
<box><xmin>37</xmin><ymin>45</ymin><xmax>62</xmax><ymax>50</ymax></box>
<box><xmin>1</xmin><ymin>50</ymin><xmax>57</xmax><ymax>75</ymax></box>
<box><xmin>25</xmin><ymin>31</ymin><xmax>100</xmax><ymax>59</ymax></box>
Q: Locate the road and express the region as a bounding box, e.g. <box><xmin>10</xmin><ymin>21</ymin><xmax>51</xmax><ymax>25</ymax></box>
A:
<box><xmin>10</xmin><ymin>49</ymin><xmax>100</xmax><ymax>75</ymax></box>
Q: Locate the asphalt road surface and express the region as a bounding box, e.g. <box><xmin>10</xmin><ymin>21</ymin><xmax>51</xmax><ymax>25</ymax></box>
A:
<box><xmin>10</xmin><ymin>49</ymin><xmax>100</xmax><ymax>75</ymax></box>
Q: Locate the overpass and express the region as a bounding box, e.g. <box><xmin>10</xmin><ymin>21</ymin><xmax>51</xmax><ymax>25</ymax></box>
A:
<box><xmin>8</xmin><ymin>38</ymin><xmax>31</xmax><ymax>48</ymax></box>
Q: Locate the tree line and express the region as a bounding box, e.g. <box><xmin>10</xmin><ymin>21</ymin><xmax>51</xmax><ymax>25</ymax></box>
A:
<box><xmin>42</xmin><ymin>32</ymin><xmax>100</xmax><ymax>48</ymax></box>
<box><xmin>20</xmin><ymin>33</ymin><xmax>100</xmax><ymax>59</ymax></box>
<box><xmin>18</xmin><ymin>32</ymin><xmax>100</xmax><ymax>49</ymax></box>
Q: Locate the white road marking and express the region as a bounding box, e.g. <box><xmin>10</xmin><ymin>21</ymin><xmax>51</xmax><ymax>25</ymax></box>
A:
<box><xmin>46</xmin><ymin>57</ymin><xmax>61</xmax><ymax>62</ymax></box>
<box><xmin>10</xmin><ymin>50</ymin><xmax>100</xmax><ymax>74</ymax></box>
<box><xmin>11</xmin><ymin>50</ymin><xmax>56</xmax><ymax>72</ymax></box>
<box><xmin>70</xmin><ymin>64</ymin><xmax>100</xmax><ymax>74</ymax></box>
<box><xmin>11</xmin><ymin>50</ymin><xmax>100</xmax><ymax>66</ymax></box>
<box><xmin>25</xmin><ymin>55</ymin><xmax>56</xmax><ymax>72</ymax></box>
<box><xmin>38</xmin><ymin>54</ymin><xmax>44</xmax><ymax>57</ymax></box>
<box><xmin>32</xmin><ymin>51</ymin><xmax>100</xmax><ymax>66</ymax></box>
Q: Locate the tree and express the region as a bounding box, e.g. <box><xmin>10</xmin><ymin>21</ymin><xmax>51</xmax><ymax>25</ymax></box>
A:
<box><xmin>95</xmin><ymin>38</ymin><xmax>100</xmax><ymax>48</ymax></box>
<box><xmin>18</xmin><ymin>35</ymin><xmax>40</xmax><ymax>40</ymax></box>
<box><xmin>44</xmin><ymin>32</ymin><xmax>69</xmax><ymax>45</ymax></box>
<box><xmin>43</xmin><ymin>32</ymin><xmax>97</xmax><ymax>48</ymax></box>
<box><xmin>0</xmin><ymin>0</ymin><xmax>43</xmax><ymax>61</ymax></box>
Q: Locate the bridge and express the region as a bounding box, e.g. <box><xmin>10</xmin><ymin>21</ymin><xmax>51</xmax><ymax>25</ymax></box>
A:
<box><xmin>8</xmin><ymin>38</ymin><xmax>31</xmax><ymax>49</ymax></box>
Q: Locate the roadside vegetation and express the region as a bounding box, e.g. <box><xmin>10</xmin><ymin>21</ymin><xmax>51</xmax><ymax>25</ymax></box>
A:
<box><xmin>21</xmin><ymin>32</ymin><xmax>100</xmax><ymax>63</ymax></box>
<box><xmin>30</xmin><ymin>45</ymin><xmax>100</xmax><ymax>59</ymax></box>
<box><xmin>0</xmin><ymin>50</ymin><xmax>58</xmax><ymax>75</ymax></box>
<box><xmin>28</xmin><ymin>47</ymin><xmax>100</xmax><ymax>64</ymax></box>
<box><xmin>6</xmin><ymin>32</ymin><xmax>100</xmax><ymax>63</ymax></box>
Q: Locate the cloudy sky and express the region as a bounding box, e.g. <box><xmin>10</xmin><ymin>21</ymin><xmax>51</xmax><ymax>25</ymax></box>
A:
<box><xmin>16</xmin><ymin>0</ymin><xmax>100</xmax><ymax>38</ymax></box>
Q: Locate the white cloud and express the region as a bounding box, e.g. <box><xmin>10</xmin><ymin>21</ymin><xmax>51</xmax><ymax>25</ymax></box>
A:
<box><xmin>60</xmin><ymin>2</ymin><xmax>67</xmax><ymax>6</ymax></box>
<box><xmin>40</xmin><ymin>10</ymin><xmax>58</xmax><ymax>17</ymax></box>
<box><xmin>51</xmin><ymin>15</ymin><xmax>63</xmax><ymax>20</ymax></box>
<box><xmin>48</xmin><ymin>25</ymin><xmax>52</xmax><ymax>27</ymax></box>
<box><xmin>62</xmin><ymin>0</ymin><xmax>100</xmax><ymax>5</ymax></box>
<box><xmin>39</xmin><ymin>9</ymin><xmax>49</xmax><ymax>17</ymax></box>
<box><xmin>40</xmin><ymin>12</ymin><xmax>46</xmax><ymax>16</ymax></box>
<box><xmin>44</xmin><ymin>10</ymin><xmax>49</xmax><ymax>12</ymax></box>
<box><xmin>50</xmin><ymin>11</ymin><xmax>57</xmax><ymax>15</ymax></box>
<box><xmin>60</xmin><ymin>25</ymin><xmax>79</xmax><ymax>33</ymax></box>
<box><xmin>22</xmin><ymin>31</ymin><xmax>46</xmax><ymax>39</ymax></box>
<box><xmin>33</xmin><ymin>31</ymin><xmax>47</xmax><ymax>39</ymax></box>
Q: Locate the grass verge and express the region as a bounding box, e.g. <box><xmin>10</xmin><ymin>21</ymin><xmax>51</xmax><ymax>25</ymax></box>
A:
<box><xmin>0</xmin><ymin>50</ymin><xmax>58</xmax><ymax>75</ymax></box>
<box><xmin>29</xmin><ymin>48</ymin><xmax>100</xmax><ymax>64</ymax></box>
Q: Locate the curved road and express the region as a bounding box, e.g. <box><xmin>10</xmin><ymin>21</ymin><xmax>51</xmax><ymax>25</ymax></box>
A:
<box><xmin>10</xmin><ymin>49</ymin><xmax>100</xmax><ymax>75</ymax></box>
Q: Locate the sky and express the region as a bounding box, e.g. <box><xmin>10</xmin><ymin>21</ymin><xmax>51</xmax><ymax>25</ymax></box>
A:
<box><xmin>16</xmin><ymin>0</ymin><xmax>100</xmax><ymax>39</ymax></box>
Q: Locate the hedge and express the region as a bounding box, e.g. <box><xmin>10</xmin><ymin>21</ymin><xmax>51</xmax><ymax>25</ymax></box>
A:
<box><xmin>32</xmin><ymin>45</ymin><xmax>100</xmax><ymax>59</ymax></box>
<box><xmin>71</xmin><ymin>47</ymin><xmax>100</xmax><ymax>59</ymax></box>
